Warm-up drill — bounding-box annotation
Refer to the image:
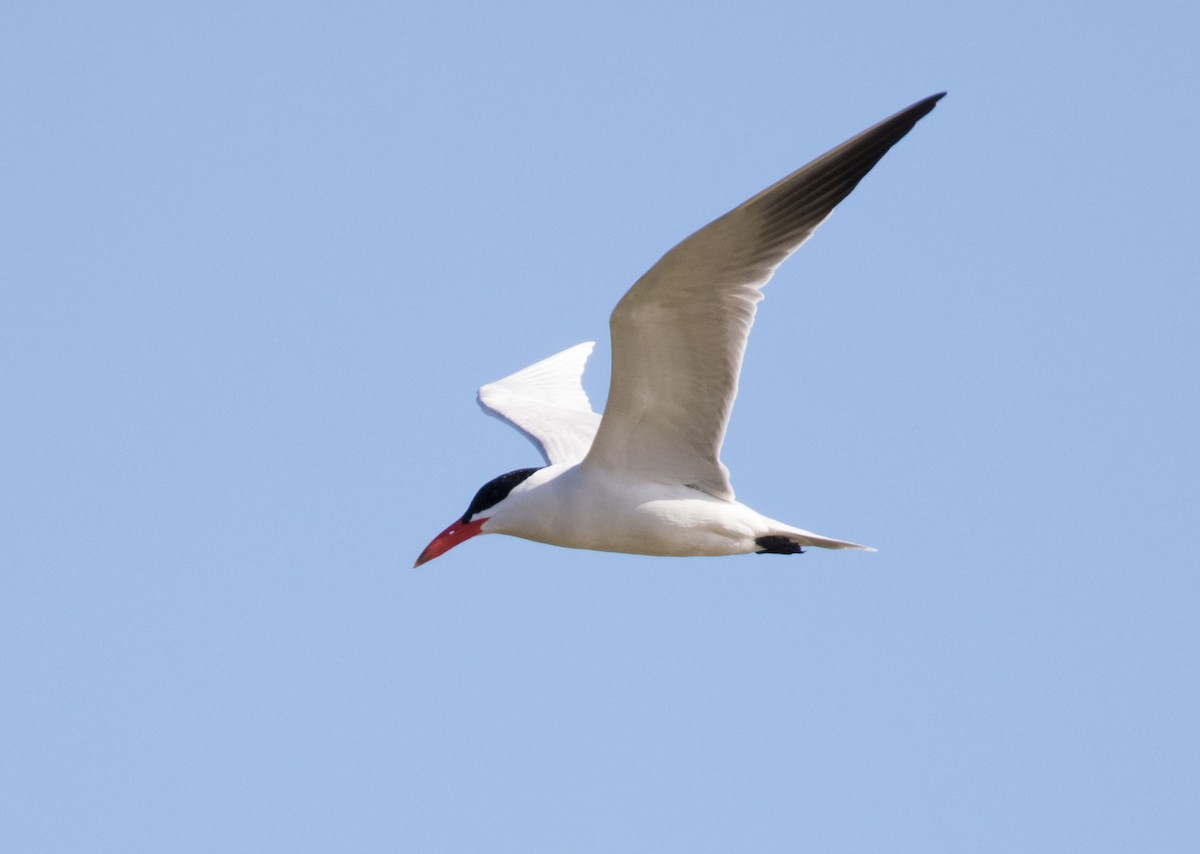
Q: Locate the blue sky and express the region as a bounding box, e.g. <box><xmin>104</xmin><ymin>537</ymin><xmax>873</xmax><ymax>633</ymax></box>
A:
<box><xmin>3</xmin><ymin>1</ymin><xmax>1198</xmax><ymax>851</ymax></box>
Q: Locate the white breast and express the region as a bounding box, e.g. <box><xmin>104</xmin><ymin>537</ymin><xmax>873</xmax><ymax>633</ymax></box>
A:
<box><xmin>481</xmin><ymin>465</ymin><xmax>771</xmax><ymax>557</ymax></box>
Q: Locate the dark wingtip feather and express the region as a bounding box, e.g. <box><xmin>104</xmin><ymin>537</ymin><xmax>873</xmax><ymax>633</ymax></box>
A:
<box><xmin>910</xmin><ymin>91</ymin><xmax>947</xmax><ymax>117</ymax></box>
<box><xmin>748</xmin><ymin>92</ymin><xmax>946</xmax><ymax>248</ymax></box>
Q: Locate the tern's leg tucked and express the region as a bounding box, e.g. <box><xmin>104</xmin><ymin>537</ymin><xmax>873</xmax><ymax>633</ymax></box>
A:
<box><xmin>754</xmin><ymin>536</ymin><xmax>805</xmax><ymax>555</ymax></box>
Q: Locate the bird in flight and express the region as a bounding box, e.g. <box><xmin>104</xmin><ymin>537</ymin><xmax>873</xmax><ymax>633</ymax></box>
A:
<box><xmin>416</xmin><ymin>93</ymin><xmax>944</xmax><ymax>566</ymax></box>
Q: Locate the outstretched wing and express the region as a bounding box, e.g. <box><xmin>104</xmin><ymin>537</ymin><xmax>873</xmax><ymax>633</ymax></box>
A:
<box><xmin>583</xmin><ymin>94</ymin><xmax>944</xmax><ymax>500</ymax></box>
<box><xmin>477</xmin><ymin>342</ymin><xmax>603</xmax><ymax>465</ymax></box>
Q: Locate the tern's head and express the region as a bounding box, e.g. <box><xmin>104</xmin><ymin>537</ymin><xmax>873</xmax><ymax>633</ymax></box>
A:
<box><xmin>413</xmin><ymin>467</ymin><xmax>542</xmax><ymax>567</ymax></box>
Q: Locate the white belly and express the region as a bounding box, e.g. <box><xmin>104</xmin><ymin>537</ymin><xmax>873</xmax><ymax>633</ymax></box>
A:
<box><xmin>481</xmin><ymin>463</ymin><xmax>771</xmax><ymax>557</ymax></box>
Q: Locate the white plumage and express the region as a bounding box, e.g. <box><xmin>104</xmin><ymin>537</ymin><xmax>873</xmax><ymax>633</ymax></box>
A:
<box><xmin>416</xmin><ymin>93</ymin><xmax>944</xmax><ymax>566</ymax></box>
<box><xmin>477</xmin><ymin>341</ymin><xmax>600</xmax><ymax>466</ymax></box>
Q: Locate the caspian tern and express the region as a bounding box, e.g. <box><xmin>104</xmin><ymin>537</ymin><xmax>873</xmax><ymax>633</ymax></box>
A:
<box><xmin>415</xmin><ymin>93</ymin><xmax>944</xmax><ymax>567</ymax></box>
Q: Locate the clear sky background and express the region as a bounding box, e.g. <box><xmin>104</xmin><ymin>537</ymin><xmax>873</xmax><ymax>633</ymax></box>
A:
<box><xmin>3</xmin><ymin>1</ymin><xmax>1198</xmax><ymax>851</ymax></box>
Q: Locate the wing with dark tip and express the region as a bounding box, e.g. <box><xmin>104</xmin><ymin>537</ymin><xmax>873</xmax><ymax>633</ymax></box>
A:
<box><xmin>583</xmin><ymin>94</ymin><xmax>944</xmax><ymax>499</ymax></box>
